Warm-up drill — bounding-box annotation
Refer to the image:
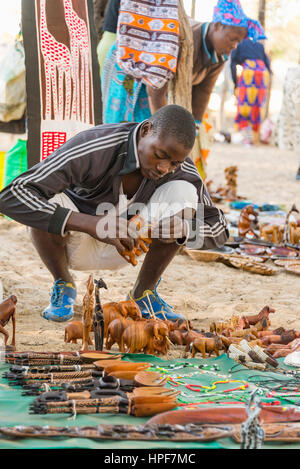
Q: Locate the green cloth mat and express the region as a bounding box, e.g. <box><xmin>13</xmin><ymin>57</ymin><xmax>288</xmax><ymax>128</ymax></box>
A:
<box><xmin>0</xmin><ymin>353</ymin><xmax>299</xmax><ymax>449</ymax></box>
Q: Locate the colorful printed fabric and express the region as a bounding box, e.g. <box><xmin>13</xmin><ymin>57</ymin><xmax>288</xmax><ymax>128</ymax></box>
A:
<box><xmin>22</xmin><ymin>0</ymin><xmax>101</xmax><ymax>167</ymax></box>
<box><xmin>116</xmin><ymin>0</ymin><xmax>180</xmax><ymax>89</ymax></box>
<box><xmin>235</xmin><ymin>59</ymin><xmax>269</xmax><ymax>132</ymax></box>
<box><xmin>194</xmin><ymin>113</ymin><xmax>214</xmax><ymax>180</ymax></box>
<box><xmin>102</xmin><ymin>42</ymin><xmax>151</xmax><ymax>123</ymax></box>
<box><xmin>213</xmin><ymin>0</ymin><xmax>266</xmax><ymax>42</ymax></box>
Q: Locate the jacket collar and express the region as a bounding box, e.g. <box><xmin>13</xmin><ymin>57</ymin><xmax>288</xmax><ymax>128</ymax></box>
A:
<box><xmin>119</xmin><ymin>122</ymin><xmax>142</xmax><ymax>175</ymax></box>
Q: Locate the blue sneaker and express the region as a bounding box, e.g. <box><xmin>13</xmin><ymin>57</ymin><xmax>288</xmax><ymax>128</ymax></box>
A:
<box><xmin>42</xmin><ymin>279</ymin><xmax>77</xmax><ymax>322</ymax></box>
<box><xmin>127</xmin><ymin>280</ymin><xmax>185</xmax><ymax>322</ymax></box>
<box><xmin>296</xmin><ymin>168</ymin><xmax>300</xmax><ymax>180</ymax></box>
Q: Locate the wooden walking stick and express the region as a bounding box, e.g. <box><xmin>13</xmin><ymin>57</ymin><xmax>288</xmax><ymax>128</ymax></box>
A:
<box><xmin>93</xmin><ymin>278</ymin><xmax>108</xmax><ymax>351</ymax></box>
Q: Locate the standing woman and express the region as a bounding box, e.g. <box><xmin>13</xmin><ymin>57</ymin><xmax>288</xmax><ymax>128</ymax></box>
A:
<box><xmin>100</xmin><ymin>0</ymin><xmax>266</xmax><ymax>173</ymax></box>
<box><xmin>231</xmin><ymin>38</ymin><xmax>271</xmax><ymax>145</ymax></box>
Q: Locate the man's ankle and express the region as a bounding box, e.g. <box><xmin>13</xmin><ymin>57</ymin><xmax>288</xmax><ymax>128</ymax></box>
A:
<box><xmin>53</xmin><ymin>276</ymin><xmax>75</xmax><ymax>285</ymax></box>
<box><xmin>131</xmin><ymin>286</ymin><xmax>153</xmax><ymax>299</ymax></box>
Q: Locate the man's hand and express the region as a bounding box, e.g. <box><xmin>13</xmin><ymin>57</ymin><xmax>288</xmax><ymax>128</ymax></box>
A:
<box><xmin>65</xmin><ymin>211</ymin><xmax>142</xmax><ymax>257</ymax></box>
<box><xmin>94</xmin><ymin>213</ymin><xmax>142</xmax><ymax>255</ymax></box>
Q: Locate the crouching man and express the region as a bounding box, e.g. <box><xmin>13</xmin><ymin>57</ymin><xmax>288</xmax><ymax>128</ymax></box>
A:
<box><xmin>0</xmin><ymin>105</ymin><xmax>228</xmax><ymax>322</ymax></box>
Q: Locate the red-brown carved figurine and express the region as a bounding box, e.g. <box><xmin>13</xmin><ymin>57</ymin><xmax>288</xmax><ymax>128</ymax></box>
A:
<box><xmin>0</xmin><ymin>295</ymin><xmax>17</xmax><ymax>348</ymax></box>
<box><xmin>121</xmin><ymin>319</ymin><xmax>169</xmax><ymax>355</ymax></box>
<box><xmin>191</xmin><ymin>336</ymin><xmax>224</xmax><ymax>358</ymax></box>
<box><xmin>238</xmin><ymin>205</ymin><xmax>259</xmax><ymax>238</ymax></box>
<box><xmin>64</xmin><ymin>321</ymin><xmax>93</xmax><ymax>346</ymax></box>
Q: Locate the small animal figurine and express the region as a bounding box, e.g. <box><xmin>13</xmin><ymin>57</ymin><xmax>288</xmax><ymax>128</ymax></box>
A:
<box><xmin>260</xmin><ymin>224</ymin><xmax>283</xmax><ymax>244</ymax></box>
<box><xmin>238</xmin><ymin>205</ymin><xmax>259</xmax><ymax>238</ymax></box>
<box><xmin>169</xmin><ymin>329</ymin><xmax>186</xmax><ymax>346</ymax></box>
<box><xmin>190</xmin><ymin>336</ymin><xmax>223</xmax><ymax>358</ymax></box>
<box><xmin>210</xmin><ymin>316</ymin><xmax>240</xmax><ymax>335</ymax></box>
<box><xmin>121</xmin><ymin>319</ymin><xmax>169</xmax><ymax>355</ymax></box>
<box><xmin>243</xmin><ymin>306</ymin><xmax>275</xmax><ymax>327</ymax></box>
<box><xmin>0</xmin><ymin>295</ymin><xmax>17</xmax><ymax>348</ymax></box>
<box><xmin>82</xmin><ymin>274</ymin><xmax>95</xmax><ymax>351</ymax></box>
<box><xmin>106</xmin><ymin>316</ymin><xmax>136</xmax><ymax>350</ymax></box>
<box><xmin>121</xmin><ymin>237</ymin><xmax>152</xmax><ymax>266</ymax></box>
<box><xmin>282</xmin><ymin>203</ymin><xmax>299</xmax><ymax>244</ymax></box>
<box><xmin>182</xmin><ymin>330</ymin><xmax>206</xmax><ymax>351</ymax></box>
<box><xmin>288</xmin><ymin>222</ymin><xmax>300</xmax><ymax>245</ymax></box>
<box><xmin>64</xmin><ymin>321</ymin><xmax>93</xmax><ymax>346</ymax></box>
<box><xmin>103</xmin><ymin>299</ymin><xmax>142</xmax><ymax>339</ymax></box>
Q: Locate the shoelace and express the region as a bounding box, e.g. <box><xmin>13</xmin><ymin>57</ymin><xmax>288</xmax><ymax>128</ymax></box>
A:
<box><xmin>51</xmin><ymin>279</ymin><xmax>65</xmax><ymax>307</ymax></box>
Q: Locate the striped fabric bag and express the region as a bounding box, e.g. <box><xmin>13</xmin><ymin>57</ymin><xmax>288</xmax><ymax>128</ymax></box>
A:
<box><xmin>116</xmin><ymin>0</ymin><xmax>180</xmax><ymax>89</ymax></box>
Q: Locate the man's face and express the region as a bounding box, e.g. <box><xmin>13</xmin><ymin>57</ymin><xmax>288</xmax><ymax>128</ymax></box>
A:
<box><xmin>212</xmin><ymin>23</ymin><xmax>247</xmax><ymax>56</ymax></box>
<box><xmin>137</xmin><ymin>123</ymin><xmax>191</xmax><ymax>180</ymax></box>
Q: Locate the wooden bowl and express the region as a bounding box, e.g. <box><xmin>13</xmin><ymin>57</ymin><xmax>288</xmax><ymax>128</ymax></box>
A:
<box><xmin>269</xmin><ymin>247</ymin><xmax>298</xmax><ymax>258</ymax></box>
<box><xmin>93</xmin><ymin>359</ymin><xmax>124</xmax><ymax>370</ymax></box>
<box><xmin>274</xmin><ymin>259</ymin><xmax>300</xmax><ymax>267</ymax></box>
<box><xmin>107</xmin><ymin>370</ymin><xmax>139</xmax><ymax>380</ymax></box>
<box><xmin>80</xmin><ymin>352</ymin><xmax>122</xmax><ymax>363</ymax></box>
<box><xmin>104</xmin><ymin>362</ymin><xmax>150</xmax><ymax>374</ymax></box>
<box><xmin>239</xmin><ymin>244</ymin><xmax>267</xmax><ymax>256</ymax></box>
<box><xmin>134</xmin><ymin>370</ymin><xmax>167</xmax><ymax>387</ymax></box>
<box><xmin>185</xmin><ymin>250</ymin><xmax>221</xmax><ymax>262</ymax></box>
<box><xmin>285</xmin><ymin>263</ymin><xmax>300</xmax><ymax>275</ymax></box>
<box><xmin>132</xmin><ymin>387</ymin><xmax>180</xmax><ymax>397</ymax></box>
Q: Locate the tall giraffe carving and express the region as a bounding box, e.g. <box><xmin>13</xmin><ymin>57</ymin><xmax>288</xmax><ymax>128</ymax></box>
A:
<box><xmin>64</xmin><ymin>0</ymin><xmax>90</xmax><ymax>123</ymax></box>
<box><xmin>39</xmin><ymin>0</ymin><xmax>72</xmax><ymax>120</ymax></box>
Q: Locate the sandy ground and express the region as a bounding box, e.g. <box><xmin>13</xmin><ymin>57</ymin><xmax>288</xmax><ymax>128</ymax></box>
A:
<box><xmin>1</xmin><ymin>142</ymin><xmax>300</xmax><ymax>356</ymax></box>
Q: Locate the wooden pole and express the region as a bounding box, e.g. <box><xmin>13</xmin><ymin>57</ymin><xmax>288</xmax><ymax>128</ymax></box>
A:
<box><xmin>191</xmin><ymin>0</ymin><xmax>196</xmax><ymax>19</ymax></box>
<box><xmin>167</xmin><ymin>0</ymin><xmax>193</xmax><ymax>112</ymax></box>
<box><xmin>258</xmin><ymin>0</ymin><xmax>266</xmax><ymax>29</ymax></box>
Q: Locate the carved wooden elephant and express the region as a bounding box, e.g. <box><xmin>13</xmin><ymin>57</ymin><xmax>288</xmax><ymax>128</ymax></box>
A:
<box><xmin>103</xmin><ymin>300</ymin><xmax>142</xmax><ymax>339</ymax></box>
<box><xmin>64</xmin><ymin>321</ymin><xmax>93</xmax><ymax>346</ymax></box>
<box><xmin>0</xmin><ymin>295</ymin><xmax>17</xmax><ymax>347</ymax></box>
<box><xmin>106</xmin><ymin>316</ymin><xmax>137</xmax><ymax>350</ymax></box>
<box><xmin>121</xmin><ymin>319</ymin><xmax>169</xmax><ymax>355</ymax></box>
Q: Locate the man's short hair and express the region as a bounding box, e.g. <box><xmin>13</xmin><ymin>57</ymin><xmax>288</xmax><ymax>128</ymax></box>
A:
<box><xmin>149</xmin><ymin>105</ymin><xmax>196</xmax><ymax>150</ymax></box>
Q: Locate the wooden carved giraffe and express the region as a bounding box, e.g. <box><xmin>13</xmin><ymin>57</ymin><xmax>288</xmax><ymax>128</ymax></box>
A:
<box><xmin>39</xmin><ymin>0</ymin><xmax>72</xmax><ymax>120</ymax></box>
<box><xmin>64</xmin><ymin>0</ymin><xmax>90</xmax><ymax>123</ymax></box>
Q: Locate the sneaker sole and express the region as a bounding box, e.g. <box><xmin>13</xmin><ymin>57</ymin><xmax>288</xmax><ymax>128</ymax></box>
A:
<box><xmin>41</xmin><ymin>311</ymin><xmax>74</xmax><ymax>323</ymax></box>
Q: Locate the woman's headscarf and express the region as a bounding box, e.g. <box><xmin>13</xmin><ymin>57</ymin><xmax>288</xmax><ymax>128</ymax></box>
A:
<box><xmin>213</xmin><ymin>0</ymin><xmax>267</xmax><ymax>42</ymax></box>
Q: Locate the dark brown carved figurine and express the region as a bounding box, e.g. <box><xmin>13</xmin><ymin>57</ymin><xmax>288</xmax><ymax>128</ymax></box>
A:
<box><xmin>0</xmin><ymin>295</ymin><xmax>17</xmax><ymax>348</ymax></box>
<box><xmin>93</xmin><ymin>278</ymin><xmax>108</xmax><ymax>351</ymax></box>
<box><xmin>243</xmin><ymin>306</ymin><xmax>275</xmax><ymax>327</ymax></box>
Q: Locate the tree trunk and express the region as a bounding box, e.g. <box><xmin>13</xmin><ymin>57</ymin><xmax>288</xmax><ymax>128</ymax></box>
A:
<box><xmin>191</xmin><ymin>0</ymin><xmax>196</xmax><ymax>19</ymax></box>
<box><xmin>167</xmin><ymin>0</ymin><xmax>193</xmax><ymax>112</ymax></box>
<box><xmin>258</xmin><ymin>0</ymin><xmax>266</xmax><ymax>29</ymax></box>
